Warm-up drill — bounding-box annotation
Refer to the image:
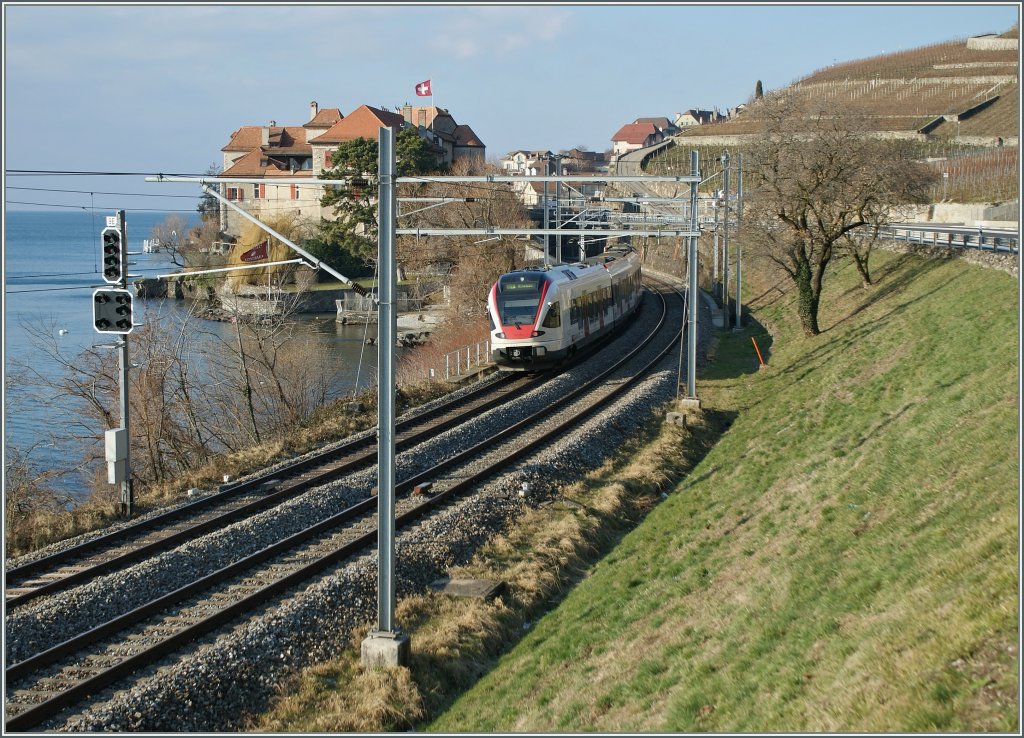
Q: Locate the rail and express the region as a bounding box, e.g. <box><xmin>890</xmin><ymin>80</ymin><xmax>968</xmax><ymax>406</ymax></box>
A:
<box><xmin>877</xmin><ymin>222</ymin><xmax>1018</xmax><ymax>253</ymax></box>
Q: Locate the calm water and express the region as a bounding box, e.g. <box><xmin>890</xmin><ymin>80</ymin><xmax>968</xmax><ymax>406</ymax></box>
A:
<box><xmin>4</xmin><ymin>209</ymin><xmax>385</xmax><ymax>498</ymax></box>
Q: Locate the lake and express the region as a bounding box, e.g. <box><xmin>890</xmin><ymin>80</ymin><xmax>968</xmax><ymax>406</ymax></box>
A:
<box><xmin>4</xmin><ymin>209</ymin><xmax>387</xmax><ymax>499</ymax></box>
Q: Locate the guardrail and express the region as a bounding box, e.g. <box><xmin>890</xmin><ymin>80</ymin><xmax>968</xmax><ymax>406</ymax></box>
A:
<box><xmin>879</xmin><ymin>222</ymin><xmax>1018</xmax><ymax>253</ymax></box>
<box><xmin>436</xmin><ymin>340</ymin><xmax>492</xmax><ymax>381</ymax></box>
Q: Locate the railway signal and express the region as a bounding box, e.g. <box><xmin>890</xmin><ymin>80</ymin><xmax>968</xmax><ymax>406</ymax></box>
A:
<box><xmin>92</xmin><ymin>288</ymin><xmax>134</xmax><ymax>334</ymax></box>
<box><xmin>101</xmin><ymin>226</ymin><xmax>126</xmax><ymax>284</ymax></box>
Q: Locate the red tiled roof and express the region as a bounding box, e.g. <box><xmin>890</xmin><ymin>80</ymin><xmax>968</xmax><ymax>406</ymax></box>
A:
<box><xmin>268</xmin><ymin>126</ymin><xmax>312</xmax><ymax>151</ymax></box>
<box><xmin>309</xmin><ymin>105</ymin><xmax>407</xmax><ymax>144</ymax></box>
<box><xmin>453</xmin><ymin>124</ymin><xmax>485</xmax><ymax>148</ymax></box>
<box><xmin>220</xmin><ymin>148</ymin><xmax>313</xmax><ymax>178</ymax></box>
<box><xmin>611</xmin><ymin>122</ymin><xmax>658</xmax><ymax>144</ymax></box>
<box><xmin>220</xmin><ymin>149</ymin><xmax>268</xmax><ymax>177</ymax></box>
<box><xmin>222</xmin><ymin>126</ymin><xmax>263</xmax><ymax>152</ymax></box>
<box><xmin>304</xmin><ymin>108</ymin><xmax>343</xmax><ymax>128</ymax></box>
<box><xmin>222</xmin><ymin>125</ymin><xmax>313</xmax><ymax>153</ymax></box>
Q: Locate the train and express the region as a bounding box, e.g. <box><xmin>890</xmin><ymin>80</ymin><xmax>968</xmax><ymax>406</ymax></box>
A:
<box><xmin>487</xmin><ymin>246</ymin><xmax>643</xmax><ymax>371</ymax></box>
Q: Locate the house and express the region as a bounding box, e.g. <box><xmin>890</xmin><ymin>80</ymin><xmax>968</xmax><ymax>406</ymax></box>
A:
<box><xmin>400</xmin><ymin>104</ymin><xmax>486</xmax><ymax>166</ymax></box>
<box><xmin>559</xmin><ymin>148</ymin><xmax>610</xmax><ymax>174</ymax></box>
<box><xmin>610</xmin><ymin>121</ymin><xmax>663</xmax><ymax>156</ymax></box>
<box><xmin>501</xmin><ymin>149</ymin><xmax>554</xmax><ymax>174</ymax></box>
<box><xmin>633</xmin><ymin>117</ymin><xmax>679</xmax><ymax>136</ymax></box>
<box><xmin>674</xmin><ymin>109</ymin><xmax>726</xmax><ymax>128</ymax></box>
<box><xmin>218</xmin><ymin>102</ymin><xmax>342</xmax><ymax>234</ymax></box>
<box><xmin>510</xmin><ymin>177</ymin><xmax>602</xmax><ymax>210</ymax></box>
<box><xmin>216</xmin><ymin>101</ymin><xmax>485</xmax><ymax>236</ymax></box>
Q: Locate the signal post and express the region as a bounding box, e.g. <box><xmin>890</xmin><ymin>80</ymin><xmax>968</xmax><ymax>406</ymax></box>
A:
<box><xmin>93</xmin><ymin>210</ymin><xmax>134</xmax><ymax>516</ymax></box>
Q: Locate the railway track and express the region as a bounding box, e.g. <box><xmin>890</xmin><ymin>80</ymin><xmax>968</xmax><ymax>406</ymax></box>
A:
<box><xmin>4</xmin><ymin>371</ymin><xmax>545</xmax><ymax>609</ymax></box>
<box><xmin>5</xmin><ymin>278</ymin><xmax>686</xmax><ymax>731</ymax></box>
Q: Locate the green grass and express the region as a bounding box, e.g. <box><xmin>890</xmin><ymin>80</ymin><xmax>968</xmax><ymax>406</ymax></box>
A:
<box><xmin>428</xmin><ymin>251</ymin><xmax>1019</xmax><ymax>732</ymax></box>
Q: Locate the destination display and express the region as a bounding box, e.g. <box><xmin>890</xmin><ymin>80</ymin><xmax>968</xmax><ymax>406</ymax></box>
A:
<box><xmin>501</xmin><ymin>278</ymin><xmax>541</xmax><ymax>292</ymax></box>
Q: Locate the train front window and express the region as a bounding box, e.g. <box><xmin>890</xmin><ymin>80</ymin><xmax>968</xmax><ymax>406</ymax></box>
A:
<box><xmin>498</xmin><ymin>275</ymin><xmax>543</xmax><ymax>326</ymax></box>
<box><xmin>499</xmin><ymin>298</ymin><xmax>541</xmax><ymax>326</ymax></box>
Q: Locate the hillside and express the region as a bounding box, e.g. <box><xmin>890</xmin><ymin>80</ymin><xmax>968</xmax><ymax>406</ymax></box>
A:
<box><xmin>429</xmin><ymin>250</ymin><xmax>1019</xmax><ymax>731</ymax></box>
<box><xmin>676</xmin><ymin>30</ymin><xmax>1019</xmax><ymax>141</ymax></box>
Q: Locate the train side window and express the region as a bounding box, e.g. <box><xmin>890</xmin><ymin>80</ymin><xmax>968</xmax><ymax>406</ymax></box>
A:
<box><xmin>542</xmin><ymin>301</ymin><xmax>561</xmax><ymax>328</ymax></box>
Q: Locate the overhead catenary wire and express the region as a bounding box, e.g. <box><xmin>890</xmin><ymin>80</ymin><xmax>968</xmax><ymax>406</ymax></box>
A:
<box><xmin>8</xmin><ymin>186</ymin><xmax>202</xmax><ymax>199</ymax></box>
<box><xmin>6</xmin><ymin>200</ymin><xmax>200</xmax><ymax>213</ymax></box>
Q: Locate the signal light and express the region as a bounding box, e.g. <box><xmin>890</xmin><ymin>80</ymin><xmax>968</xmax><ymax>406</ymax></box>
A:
<box><xmin>93</xmin><ymin>288</ymin><xmax>134</xmax><ymax>334</ymax></box>
<box><xmin>101</xmin><ymin>226</ymin><xmax>125</xmax><ymax>284</ymax></box>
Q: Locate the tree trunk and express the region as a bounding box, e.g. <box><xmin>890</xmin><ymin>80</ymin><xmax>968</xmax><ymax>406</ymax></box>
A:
<box><xmin>852</xmin><ymin>251</ymin><xmax>873</xmax><ymax>288</ymax></box>
<box><xmin>234</xmin><ymin>318</ymin><xmax>262</xmax><ymax>445</ymax></box>
<box><xmin>795</xmin><ymin>257</ymin><xmax>821</xmax><ymax>336</ymax></box>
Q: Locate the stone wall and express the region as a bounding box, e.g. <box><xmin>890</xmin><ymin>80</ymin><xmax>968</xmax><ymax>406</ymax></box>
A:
<box><xmin>874</xmin><ymin>238</ymin><xmax>1018</xmax><ymax>278</ymax></box>
<box><xmin>967</xmin><ymin>36</ymin><xmax>1018</xmax><ymax>51</ymax></box>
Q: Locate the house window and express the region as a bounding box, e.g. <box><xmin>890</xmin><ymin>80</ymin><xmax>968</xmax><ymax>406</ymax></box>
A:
<box><xmin>253</xmin><ymin>183</ymin><xmax>265</xmax><ymax>199</ymax></box>
<box><xmin>291</xmin><ymin>184</ymin><xmax>299</xmax><ymax>200</ymax></box>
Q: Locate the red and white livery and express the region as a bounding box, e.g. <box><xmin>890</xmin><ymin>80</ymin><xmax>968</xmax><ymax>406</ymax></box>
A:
<box><xmin>488</xmin><ymin>247</ymin><xmax>642</xmax><ymax>371</ymax></box>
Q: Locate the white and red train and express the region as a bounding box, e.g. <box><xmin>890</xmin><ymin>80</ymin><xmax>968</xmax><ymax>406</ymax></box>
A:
<box><xmin>487</xmin><ymin>247</ymin><xmax>643</xmax><ymax>370</ymax></box>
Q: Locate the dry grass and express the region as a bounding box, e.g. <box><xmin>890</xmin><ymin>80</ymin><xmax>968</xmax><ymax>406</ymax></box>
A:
<box><xmin>674</xmin><ymin>34</ymin><xmax>1017</xmax><ymax>141</ymax></box>
<box><xmin>397</xmin><ymin>314</ymin><xmax>491</xmax><ymax>385</ymax></box>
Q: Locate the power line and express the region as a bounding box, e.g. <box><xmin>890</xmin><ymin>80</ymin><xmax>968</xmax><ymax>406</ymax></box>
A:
<box><xmin>7</xmin><ymin>169</ymin><xmax>206</xmax><ymax>177</ymax></box>
<box><xmin>6</xmin><ymin>200</ymin><xmax>199</xmax><ymax>213</ymax></box>
<box><xmin>8</xmin><ymin>271</ymin><xmax>99</xmax><ymax>279</ymax></box>
<box><xmin>8</xmin><ymin>186</ymin><xmax>201</xmax><ymax>200</ymax></box>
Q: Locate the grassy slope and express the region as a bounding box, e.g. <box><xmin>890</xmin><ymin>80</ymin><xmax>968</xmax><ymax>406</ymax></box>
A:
<box><xmin>429</xmin><ymin>250</ymin><xmax>1019</xmax><ymax>732</ymax></box>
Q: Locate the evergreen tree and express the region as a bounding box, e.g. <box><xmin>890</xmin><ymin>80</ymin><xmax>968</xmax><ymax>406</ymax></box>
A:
<box><xmin>318</xmin><ymin>127</ymin><xmax>438</xmax><ymax>264</ymax></box>
<box><xmin>197</xmin><ymin>163</ymin><xmax>222</xmax><ymax>221</ymax></box>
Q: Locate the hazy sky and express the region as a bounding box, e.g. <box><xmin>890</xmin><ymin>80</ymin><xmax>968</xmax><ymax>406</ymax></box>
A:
<box><xmin>3</xmin><ymin>2</ymin><xmax>1019</xmax><ymax>211</ymax></box>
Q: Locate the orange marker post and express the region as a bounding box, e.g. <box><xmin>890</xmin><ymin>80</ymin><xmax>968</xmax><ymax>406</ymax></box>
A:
<box><xmin>751</xmin><ymin>337</ymin><xmax>766</xmax><ymax>368</ymax></box>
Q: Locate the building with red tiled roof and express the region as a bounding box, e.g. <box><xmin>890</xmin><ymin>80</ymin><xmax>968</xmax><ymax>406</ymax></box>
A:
<box><xmin>216</xmin><ymin>101</ymin><xmax>486</xmax><ymax>236</ymax></box>
<box><xmin>398</xmin><ymin>105</ymin><xmax>486</xmax><ymax>166</ymax></box>
<box><xmin>218</xmin><ymin>104</ymin><xmax>336</xmax><ymax>234</ymax></box>
<box><xmin>309</xmin><ymin>105</ymin><xmax>407</xmax><ymax>145</ymax></box>
<box><xmin>611</xmin><ymin>121</ymin><xmax>664</xmax><ymax>156</ymax></box>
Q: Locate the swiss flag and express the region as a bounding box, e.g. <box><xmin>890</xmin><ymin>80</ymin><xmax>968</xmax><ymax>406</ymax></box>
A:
<box><xmin>415</xmin><ymin>79</ymin><xmax>431</xmax><ymax>97</ymax></box>
<box><xmin>241</xmin><ymin>240</ymin><xmax>269</xmax><ymax>263</ymax></box>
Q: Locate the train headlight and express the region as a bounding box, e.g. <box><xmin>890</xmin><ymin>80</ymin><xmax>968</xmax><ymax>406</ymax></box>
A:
<box><xmin>496</xmin><ymin>332</ymin><xmax>505</xmax><ymax>339</ymax></box>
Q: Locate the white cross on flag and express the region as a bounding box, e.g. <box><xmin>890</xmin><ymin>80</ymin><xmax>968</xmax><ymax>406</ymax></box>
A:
<box><xmin>415</xmin><ymin>79</ymin><xmax>431</xmax><ymax>97</ymax></box>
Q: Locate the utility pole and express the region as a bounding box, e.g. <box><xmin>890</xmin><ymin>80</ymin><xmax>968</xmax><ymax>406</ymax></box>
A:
<box><xmin>712</xmin><ymin>200</ymin><xmax>720</xmax><ymax>298</ymax></box>
<box><xmin>734</xmin><ymin>153</ymin><xmax>743</xmax><ymax>330</ymax></box>
<box><xmin>95</xmin><ymin>209</ymin><xmax>135</xmax><ymax>517</ymax></box>
<box><xmin>361</xmin><ymin>125</ymin><xmax>410</xmax><ymax>669</ymax></box>
<box><xmin>685</xmin><ymin>150</ymin><xmax>700</xmax><ymax>399</ymax></box>
<box><xmin>543</xmin><ymin>157</ymin><xmax>551</xmax><ymax>266</ymax></box>
<box><xmin>721</xmin><ymin>150</ymin><xmax>731</xmax><ymax>328</ymax></box>
<box><xmin>117</xmin><ymin>211</ymin><xmax>133</xmax><ymax>516</ymax></box>
<box><xmin>554</xmin><ymin>154</ymin><xmax>563</xmax><ymax>264</ymax></box>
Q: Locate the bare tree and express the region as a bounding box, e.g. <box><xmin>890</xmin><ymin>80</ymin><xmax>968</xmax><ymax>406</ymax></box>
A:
<box><xmin>742</xmin><ymin>93</ymin><xmax>936</xmax><ymax>335</ymax></box>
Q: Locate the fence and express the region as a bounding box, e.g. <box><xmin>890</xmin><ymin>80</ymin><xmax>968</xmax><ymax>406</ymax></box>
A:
<box><xmin>433</xmin><ymin>340</ymin><xmax>493</xmax><ymax>381</ymax></box>
<box><xmin>880</xmin><ymin>222</ymin><xmax>1018</xmax><ymax>253</ymax></box>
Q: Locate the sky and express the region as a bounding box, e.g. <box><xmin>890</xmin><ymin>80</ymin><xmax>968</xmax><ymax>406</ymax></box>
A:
<box><xmin>3</xmin><ymin>1</ymin><xmax>1020</xmax><ymax>213</ymax></box>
